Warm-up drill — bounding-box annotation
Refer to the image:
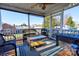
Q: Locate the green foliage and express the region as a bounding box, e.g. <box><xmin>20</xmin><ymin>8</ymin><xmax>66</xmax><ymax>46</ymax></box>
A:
<box><xmin>44</xmin><ymin>16</ymin><xmax>50</xmax><ymax>28</ymax></box>
<box><xmin>21</xmin><ymin>23</ymin><xmax>27</xmax><ymax>26</ymax></box>
<box><xmin>66</xmin><ymin>16</ymin><xmax>75</xmax><ymax>28</ymax></box>
<box><xmin>44</xmin><ymin>16</ymin><xmax>61</xmax><ymax>28</ymax></box>
<box><xmin>52</xmin><ymin>17</ymin><xmax>57</xmax><ymax>28</ymax></box>
<box><xmin>44</xmin><ymin>16</ymin><xmax>75</xmax><ymax>29</ymax></box>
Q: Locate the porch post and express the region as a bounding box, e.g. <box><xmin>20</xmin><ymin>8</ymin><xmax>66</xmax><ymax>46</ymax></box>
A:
<box><xmin>49</xmin><ymin>15</ymin><xmax>52</xmax><ymax>37</ymax></box>
<box><xmin>28</xmin><ymin>14</ymin><xmax>30</xmax><ymax>29</ymax></box>
<box><xmin>56</xmin><ymin>11</ymin><xmax>64</xmax><ymax>46</ymax></box>
<box><xmin>60</xmin><ymin>10</ymin><xmax>64</xmax><ymax>33</ymax></box>
<box><xmin>0</xmin><ymin>9</ymin><xmax>2</xmax><ymax>30</ymax></box>
<box><xmin>43</xmin><ymin>16</ymin><xmax>45</xmax><ymax>28</ymax></box>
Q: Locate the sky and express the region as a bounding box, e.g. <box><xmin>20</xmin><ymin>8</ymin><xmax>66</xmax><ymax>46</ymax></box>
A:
<box><xmin>1</xmin><ymin>5</ymin><xmax>79</xmax><ymax>26</ymax></box>
<box><xmin>1</xmin><ymin>10</ymin><xmax>44</xmax><ymax>26</ymax></box>
<box><xmin>64</xmin><ymin>5</ymin><xmax>79</xmax><ymax>24</ymax></box>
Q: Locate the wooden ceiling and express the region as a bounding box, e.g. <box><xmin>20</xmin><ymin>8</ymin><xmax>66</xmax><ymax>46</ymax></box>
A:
<box><xmin>0</xmin><ymin>3</ymin><xmax>75</xmax><ymax>16</ymax></box>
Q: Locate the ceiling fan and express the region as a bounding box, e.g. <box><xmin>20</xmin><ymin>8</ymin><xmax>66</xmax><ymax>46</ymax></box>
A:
<box><xmin>30</xmin><ymin>3</ymin><xmax>54</xmax><ymax>10</ymax></box>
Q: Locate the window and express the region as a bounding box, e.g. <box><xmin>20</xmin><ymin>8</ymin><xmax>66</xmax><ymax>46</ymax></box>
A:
<box><xmin>1</xmin><ymin>10</ymin><xmax>28</xmax><ymax>25</ymax></box>
<box><xmin>29</xmin><ymin>14</ymin><xmax>44</xmax><ymax>28</ymax></box>
<box><xmin>1</xmin><ymin>9</ymin><xmax>28</xmax><ymax>33</ymax></box>
<box><xmin>1</xmin><ymin>9</ymin><xmax>28</xmax><ymax>42</ymax></box>
<box><xmin>63</xmin><ymin>5</ymin><xmax>79</xmax><ymax>30</ymax></box>
<box><xmin>52</xmin><ymin>15</ymin><xmax>61</xmax><ymax>29</ymax></box>
<box><xmin>29</xmin><ymin>14</ymin><xmax>44</xmax><ymax>33</ymax></box>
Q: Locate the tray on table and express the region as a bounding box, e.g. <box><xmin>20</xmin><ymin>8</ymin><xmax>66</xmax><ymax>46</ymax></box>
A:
<box><xmin>30</xmin><ymin>41</ymin><xmax>46</xmax><ymax>47</ymax></box>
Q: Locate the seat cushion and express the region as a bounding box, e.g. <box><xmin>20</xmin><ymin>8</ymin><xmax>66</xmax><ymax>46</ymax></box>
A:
<box><xmin>0</xmin><ymin>44</ymin><xmax>15</xmax><ymax>55</ymax></box>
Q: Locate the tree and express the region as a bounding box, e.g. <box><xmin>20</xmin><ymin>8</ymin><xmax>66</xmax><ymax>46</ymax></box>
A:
<box><xmin>66</xmin><ymin>16</ymin><xmax>75</xmax><ymax>28</ymax></box>
<box><xmin>43</xmin><ymin>16</ymin><xmax>50</xmax><ymax>28</ymax></box>
<box><xmin>21</xmin><ymin>23</ymin><xmax>27</xmax><ymax>26</ymax></box>
<box><xmin>52</xmin><ymin>17</ymin><xmax>57</xmax><ymax>28</ymax></box>
<box><xmin>43</xmin><ymin>16</ymin><xmax>57</xmax><ymax>28</ymax></box>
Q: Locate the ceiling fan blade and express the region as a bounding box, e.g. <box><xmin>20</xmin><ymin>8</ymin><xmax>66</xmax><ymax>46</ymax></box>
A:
<box><xmin>30</xmin><ymin>3</ymin><xmax>55</xmax><ymax>10</ymax></box>
<box><xmin>31</xmin><ymin>3</ymin><xmax>38</xmax><ymax>9</ymax></box>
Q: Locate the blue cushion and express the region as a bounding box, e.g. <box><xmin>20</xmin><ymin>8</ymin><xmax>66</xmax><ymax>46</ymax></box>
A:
<box><xmin>6</xmin><ymin>39</ymin><xmax>16</xmax><ymax>45</ymax></box>
<box><xmin>71</xmin><ymin>44</ymin><xmax>78</xmax><ymax>49</ymax></box>
<box><xmin>0</xmin><ymin>44</ymin><xmax>15</xmax><ymax>55</ymax></box>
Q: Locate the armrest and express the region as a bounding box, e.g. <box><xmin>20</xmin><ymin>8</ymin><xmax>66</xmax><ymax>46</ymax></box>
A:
<box><xmin>76</xmin><ymin>48</ymin><xmax>79</xmax><ymax>56</ymax></box>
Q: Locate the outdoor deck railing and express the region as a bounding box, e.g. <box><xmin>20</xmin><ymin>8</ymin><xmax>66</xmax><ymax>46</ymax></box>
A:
<box><xmin>0</xmin><ymin>28</ymin><xmax>42</xmax><ymax>45</ymax></box>
<box><xmin>1</xmin><ymin>28</ymin><xmax>79</xmax><ymax>41</ymax></box>
<box><xmin>52</xmin><ymin>29</ymin><xmax>79</xmax><ymax>35</ymax></box>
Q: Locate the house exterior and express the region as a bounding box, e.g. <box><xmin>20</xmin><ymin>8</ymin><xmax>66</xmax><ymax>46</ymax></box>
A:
<box><xmin>2</xmin><ymin>23</ymin><xmax>16</xmax><ymax>34</ymax></box>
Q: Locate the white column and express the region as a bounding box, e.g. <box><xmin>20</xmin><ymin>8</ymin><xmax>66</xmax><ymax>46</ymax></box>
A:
<box><xmin>28</xmin><ymin>14</ymin><xmax>30</xmax><ymax>29</ymax></box>
<box><xmin>43</xmin><ymin>17</ymin><xmax>45</xmax><ymax>28</ymax></box>
<box><xmin>0</xmin><ymin>9</ymin><xmax>2</xmax><ymax>30</ymax></box>
<box><xmin>60</xmin><ymin>11</ymin><xmax>64</xmax><ymax>33</ymax></box>
<box><xmin>49</xmin><ymin>15</ymin><xmax>52</xmax><ymax>37</ymax></box>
